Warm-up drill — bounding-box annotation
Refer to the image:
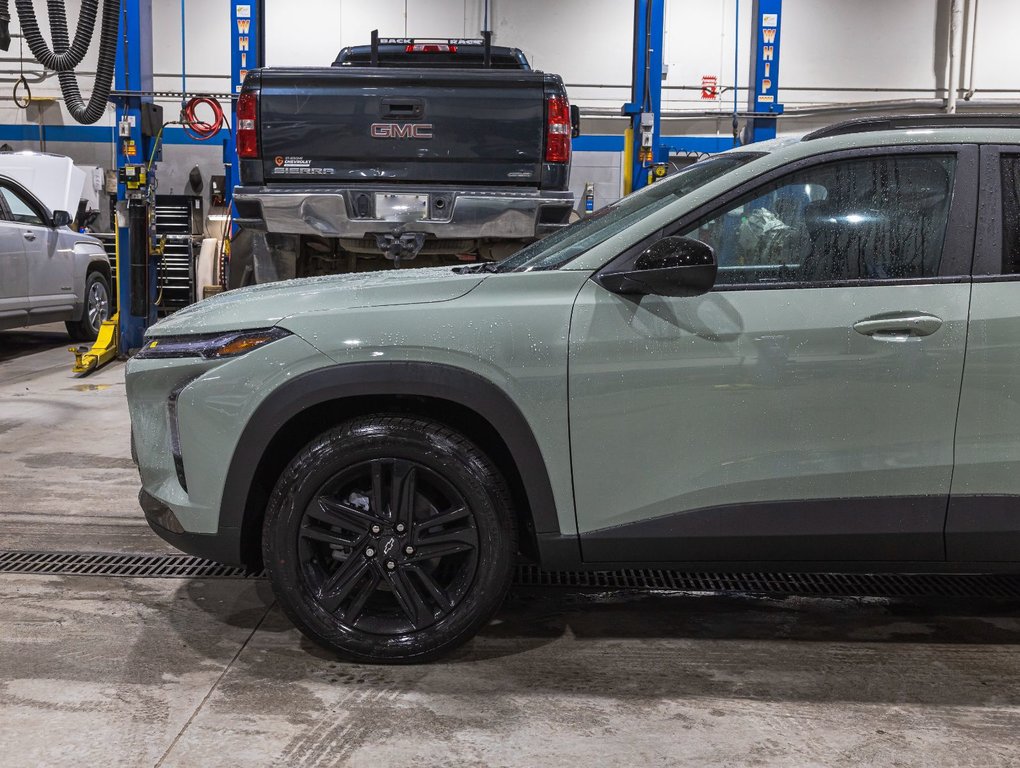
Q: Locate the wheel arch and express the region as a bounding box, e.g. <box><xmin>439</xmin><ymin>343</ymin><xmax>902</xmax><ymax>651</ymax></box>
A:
<box><xmin>72</xmin><ymin>255</ymin><xmax>113</xmax><ymax>320</ymax></box>
<box><xmin>220</xmin><ymin>362</ymin><xmax>565</xmax><ymax>570</ymax></box>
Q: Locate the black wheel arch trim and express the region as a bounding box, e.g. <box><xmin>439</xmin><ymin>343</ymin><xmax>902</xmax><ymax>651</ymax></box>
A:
<box><xmin>219</xmin><ymin>361</ymin><xmax>569</xmax><ymax>561</ymax></box>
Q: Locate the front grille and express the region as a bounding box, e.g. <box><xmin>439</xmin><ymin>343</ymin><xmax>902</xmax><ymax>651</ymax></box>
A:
<box><xmin>2</xmin><ymin>549</ymin><xmax>1020</xmax><ymax>598</ymax></box>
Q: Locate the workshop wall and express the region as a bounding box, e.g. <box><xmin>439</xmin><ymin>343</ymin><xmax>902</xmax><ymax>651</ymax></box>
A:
<box><xmin>3</xmin><ymin>0</ymin><xmax>1019</xmax><ymax>128</ymax></box>
<box><xmin>0</xmin><ymin>0</ymin><xmax>1016</xmax><ymax>221</ymax></box>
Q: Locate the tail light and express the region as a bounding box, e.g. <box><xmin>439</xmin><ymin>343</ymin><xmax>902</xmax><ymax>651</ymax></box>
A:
<box><xmin>545</xmin><ymin>95</ymin><xmax>571</xmax><ymax>164</ymax></box>
<box><xmin>237</xmin><ymin>90</ymin><xmax>259</xmax><ymax>159</ymax></box>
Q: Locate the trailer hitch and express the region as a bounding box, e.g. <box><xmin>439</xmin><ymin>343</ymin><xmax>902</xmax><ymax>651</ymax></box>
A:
<box><xmin>374</xmin><ymin>232</ymin><xmax>426</xmax><ymax>263</ymax></box>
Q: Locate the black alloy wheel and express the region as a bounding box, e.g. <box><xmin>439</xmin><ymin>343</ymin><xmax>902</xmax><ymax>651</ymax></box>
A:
<box><xmin>263</xmin><ymin>415</ymin><xmax>517</xmax><ymax>663</ymax></box>
<box><xmin>300</xmin><ymin>457</ymin><xmax>479</xmax><ymax>634</ymax></box>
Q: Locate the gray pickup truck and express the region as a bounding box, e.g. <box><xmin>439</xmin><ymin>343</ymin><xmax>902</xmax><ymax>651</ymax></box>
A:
<box><xmin>232</xmin><ymin>36</ymin><xmax>578</xmax><ymax>284</ymax></box>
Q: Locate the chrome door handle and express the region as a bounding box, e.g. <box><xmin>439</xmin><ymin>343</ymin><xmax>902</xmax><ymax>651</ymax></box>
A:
<box><xmin>23</xmin><ymin>231</ymin><xmax>36</xmax><ymax>241</ymax></box>
<box><xmin>853</xmin><ymin>313</ymin><xmax>943</xmax><ymax>339</ymax></box>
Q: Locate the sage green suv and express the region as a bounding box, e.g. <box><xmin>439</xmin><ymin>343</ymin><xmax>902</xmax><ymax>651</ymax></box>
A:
<box><xmin>127</xmin><ymin>116</ymin><xmax>1020</xmax><ymax>663</ymax></box>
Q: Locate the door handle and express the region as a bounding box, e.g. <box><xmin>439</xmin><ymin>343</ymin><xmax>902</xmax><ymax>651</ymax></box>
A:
<box><xmin>23</xmin><ymin>231</ymin><xmax>36</xmax><ymax>242</ymax></box>
<box><xmin>853</xmin><ymin>313</ymin><xmax>943</xmax><ymax>339</ymax></box>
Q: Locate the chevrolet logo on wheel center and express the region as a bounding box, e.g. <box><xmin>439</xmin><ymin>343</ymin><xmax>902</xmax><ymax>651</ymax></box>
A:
<box><xmin>370</xmin><ymin>123</ymin><xmax>434</xmax><ymax>139</ymax></box>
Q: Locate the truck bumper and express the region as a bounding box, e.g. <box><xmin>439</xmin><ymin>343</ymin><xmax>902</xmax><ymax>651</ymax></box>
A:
<box><xmin>233</xmin><ymin>185</ymin><xmax>575</xmax><ymax>240</ymax></box>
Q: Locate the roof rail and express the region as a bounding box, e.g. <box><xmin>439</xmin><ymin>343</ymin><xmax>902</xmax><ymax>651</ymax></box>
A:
<box><xmin>802</xmin><ymin>113</ymin><xmax>1020</xmax><ymax>141</ymax></box>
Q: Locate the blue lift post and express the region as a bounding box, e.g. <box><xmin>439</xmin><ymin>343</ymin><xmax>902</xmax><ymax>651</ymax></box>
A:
<box><xmin>228</xmin><ymin>1</ymin><xmax>264</xmax><ymax>219</ymax></box>
<box><xmin>746</xmin><ymin>0</ymin><xmax>784</xmax><ymax>143</ymax></box>
<box><xmin>623</xmin><ymin>0</ymin><xmax>665</xmax><ymax>191</ymax></box>
<box><xmin>114</xmin><ymin>0</ymin><xmax>157</xmax><ymax>353</ymax></box>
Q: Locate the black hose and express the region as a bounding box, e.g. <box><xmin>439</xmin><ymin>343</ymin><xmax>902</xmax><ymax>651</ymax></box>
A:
<box><xmin>15</xmin><ymin>0</ymin><xmax>97</xmax><ymax>71</ymax></box>
<box><xmin>24</xmin><ymin>0</ymin><xmax>120</xmax><ymax>125</ymax></box>
<box><xmin>0</xmin><ymin>0</ymin><xmax>11</xmax><ymax>52</ymax></box>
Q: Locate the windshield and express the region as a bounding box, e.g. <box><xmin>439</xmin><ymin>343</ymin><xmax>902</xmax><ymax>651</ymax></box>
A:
<box><xmin>495</xmin><ymin>152</ymin><xmax>763</xmax><ymax>273</ymax></box>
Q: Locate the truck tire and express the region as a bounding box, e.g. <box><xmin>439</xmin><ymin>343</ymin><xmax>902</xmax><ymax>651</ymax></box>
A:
<box><xmin>66</xmin><ymin>270</ymin><xmax>110</xmax><ymax>342</ymax></box>
<box><xmin>263</xmin><ymin>415</ymin><xmax>517</xmax><ymax>663</ymax></box>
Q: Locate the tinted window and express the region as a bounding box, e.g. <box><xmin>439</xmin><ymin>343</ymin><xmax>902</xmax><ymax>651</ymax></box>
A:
<box><xmin>496</xmin><ymin>152</ymin><xmax>762</xmax><ymax>273</ymax></box>
<box><xmin>0</xmin><ymin>186</ymin><xmax>44</xmax><ymax>226</ymax></box>
<box><xmin>682</xmin><ymin>154</ymin><xmax>956</xmax><ymax>285</ymax></box>
<box><xmin>1001</xmin><ymin>154</ymin><xmax>1020</xmax><ymax>274</ymax></box>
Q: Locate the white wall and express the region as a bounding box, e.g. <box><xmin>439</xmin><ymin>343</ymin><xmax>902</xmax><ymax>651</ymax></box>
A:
<box><xmin>2</xmin><ymin>0</ymin><xmax>1019</xmax><ymax>204</ymax></box>
<box><xmin>5</xmin><ymin>0</ymin><xmax>1019</xmax><ymax>131</ymax></box>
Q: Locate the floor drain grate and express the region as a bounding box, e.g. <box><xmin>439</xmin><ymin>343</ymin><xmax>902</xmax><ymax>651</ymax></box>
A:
<box><xmin>514</xmin><ymin>566</ymin><xmax>1020</xmax><ymax>599</ymax></box>
<box><xmin>0</xmin><ymin>550</ymin><xmax>260</xmax><ymax>579</ymax></box>
<box><xmin>2</xmin><ymin>550</ymin><xmax>1020</xmax><ymax>598</ymax></box>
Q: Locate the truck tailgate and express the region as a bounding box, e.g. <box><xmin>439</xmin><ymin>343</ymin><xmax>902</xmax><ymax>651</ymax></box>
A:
<box><xmin>258</xmin><ymin>68</ymin><xmax>548</xmax><ymax>186</ymax></box>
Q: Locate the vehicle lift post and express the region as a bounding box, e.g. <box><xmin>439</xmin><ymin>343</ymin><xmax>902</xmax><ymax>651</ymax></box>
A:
<box><xmin>623</xmin><ymin>0</ymin><xmax>666</xmax><ymax>193</ymax></box>
<box><xmin>228</xmin><ymin>1</ymin><xmax>264</xmax><ymax>225</ymax></box>
<box><xmin>616</xmin><ymin>0</ymin><xmax>782</xmax><ymax>189</ymax></box>
<box><xmin>114</xmin><ymin>0</ymin><xmax>157</xmax><ymax>355</ymax></box>
<box><xmin>746</xmin><ymin>0</ymin><xmax>784</xmax><ymax>143</ymax></box>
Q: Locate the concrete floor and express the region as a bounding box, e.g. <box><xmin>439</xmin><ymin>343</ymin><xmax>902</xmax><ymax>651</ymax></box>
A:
<box><xmin>2</xmin><ymin>325</ymin><xmax>1020</xmax><ymax>767</ymax></box>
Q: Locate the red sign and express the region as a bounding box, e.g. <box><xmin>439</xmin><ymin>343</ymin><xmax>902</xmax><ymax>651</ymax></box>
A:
<box><xmin>701</xmin><ymin>75</ymin><xmax>718</xmax><ymax>100</ymax></box>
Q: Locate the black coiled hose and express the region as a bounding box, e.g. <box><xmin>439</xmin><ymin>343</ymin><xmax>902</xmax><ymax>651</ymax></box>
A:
<box><xmin>15</xmin><ymin>0</ymin><xmax>97</xmax><ymax>71</ymax></box>
<box><xmin>15</xmin><ymin>0</ymin><xmax>120</xmax><ymax>125</ymax></box>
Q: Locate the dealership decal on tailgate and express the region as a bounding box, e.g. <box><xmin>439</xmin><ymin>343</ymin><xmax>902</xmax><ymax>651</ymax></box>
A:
<box><xmin>272</xmin><ymin>156</ymin><xmax>336</xmax><ymax>175</ymax></box>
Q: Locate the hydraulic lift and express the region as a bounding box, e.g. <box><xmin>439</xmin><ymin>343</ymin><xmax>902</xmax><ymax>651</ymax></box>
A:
<box><xmin>624</xmin><ymin>0</ymin><xmax>784</xmax><ymax>192</ymax></box>
<box><xmin>71</xmin><ymin>0</ymin><xmax>159</xmax><ymax>371</ymax></box>
<box><xmin>114</xmin><ymin>0</ymin><xmax>158</xmax><ymax>356</ymax></box>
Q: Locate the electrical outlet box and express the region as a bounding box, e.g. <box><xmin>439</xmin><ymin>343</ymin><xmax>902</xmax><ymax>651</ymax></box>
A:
<box><xmin>210</xmin><ymin>174</ymin><xmax>226</xmax><ymax>207</ymax></box>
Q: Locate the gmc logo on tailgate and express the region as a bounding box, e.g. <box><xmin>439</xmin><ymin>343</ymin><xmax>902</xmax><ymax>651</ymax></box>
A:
<box><xmin>370</xmin><ymin>122</ymin><xmax>433</xmax><ymax>139</ymax></box>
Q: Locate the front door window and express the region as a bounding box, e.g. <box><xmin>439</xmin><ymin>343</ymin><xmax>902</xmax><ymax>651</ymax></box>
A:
<box><xmin>682</xmin><ymin>154</ymin><xmax>956</xmax><ymax>286</ymax></box>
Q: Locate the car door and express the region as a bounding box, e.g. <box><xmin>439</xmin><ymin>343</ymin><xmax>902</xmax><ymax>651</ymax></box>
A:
<box><xmin>568</xmin><ymin>145</ymin><xmax>977</xmax><ymax>565</ymax></box>
<box><xmin>946</xmin><ymin>145</ymin><xmax>1020</xmax><ymax>562</ymax></box>
<box><xmin>0</xmin><ymin>202</ymin><xmax>28</xmax><ymax>326</ymax></box>
<box><xmin>0</xmin><ymin>182</ymin><xmax>73</xmax><ymax>319</ymax></box>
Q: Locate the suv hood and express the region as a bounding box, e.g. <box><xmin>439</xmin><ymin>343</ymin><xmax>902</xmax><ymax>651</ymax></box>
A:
<box><xmin>147</xmin><ymin>266</ymin><xmax>486</xmax><ymax>336</ymax></box>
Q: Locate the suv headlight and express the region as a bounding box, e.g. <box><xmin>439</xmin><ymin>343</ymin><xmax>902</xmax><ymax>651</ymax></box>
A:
<box><xmin>134</xmin><ymin>327</ymin><xmax>291</xmax><ymax>360</ymax></box>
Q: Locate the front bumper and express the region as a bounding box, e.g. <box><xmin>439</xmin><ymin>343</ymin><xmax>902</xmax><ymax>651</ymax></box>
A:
<box><xmin>140</xmin><ymin>489</ymin><xmax>244</xmax><ymax>566</ymax></box>
<box><xmin>126</xmin><ymin>333</ymin><xmax>333</xmax><ymax>565</ymax></box>
<box><xmin>233</xmin><ymin>185</ymin><xmax>575</xmax><ymax>240</ymax></box>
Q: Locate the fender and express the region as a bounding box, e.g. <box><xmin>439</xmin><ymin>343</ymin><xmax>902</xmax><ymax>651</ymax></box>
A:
<box><xmin>218</xmin><ymin>360</ymin><xmax>565</xmax><ymax>551</ymax></box>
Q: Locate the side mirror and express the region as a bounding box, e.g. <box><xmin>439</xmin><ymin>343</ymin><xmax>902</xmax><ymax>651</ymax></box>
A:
<box><xmin>570</xmin><ymin>104</ymin><xmax>581</xmax><ymax>138</ymax></box>
<box><xmin>598</xmin><ymin>236</ymin><xmax>717</xmax><ymax>297</ymax></box>
<box><xmin>52</xmin><ymin>210</ymin><xmax>72</xmax><ymax>228</ymax></box>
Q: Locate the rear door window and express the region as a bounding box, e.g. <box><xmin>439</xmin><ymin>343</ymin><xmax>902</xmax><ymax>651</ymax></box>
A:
<box><xmin>1000</xmin><ymin>155</ymin><xmax>1020</xmax><ymax>274</ymax></box>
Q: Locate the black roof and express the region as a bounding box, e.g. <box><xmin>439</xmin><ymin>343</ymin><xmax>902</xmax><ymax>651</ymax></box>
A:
<box><xmin>803</xmin><ymin>113</ymin><xmax>1020</xmax><ymax>141</ymax></box>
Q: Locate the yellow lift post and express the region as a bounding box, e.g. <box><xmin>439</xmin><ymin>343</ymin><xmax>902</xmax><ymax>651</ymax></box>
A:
<box><xmin>70</xmin><ymin>232</ymin><xmax>121</xmax><ymax>377</ymax></box>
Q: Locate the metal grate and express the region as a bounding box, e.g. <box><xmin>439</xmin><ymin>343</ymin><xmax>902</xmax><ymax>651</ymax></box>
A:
<box><xmin>0</xmin><ymin>551</ymin><xmax>259</xmax><ymax>579</ymax></box>
<box><xmin>514</xmin><ymin>566</ymin><xmax>1020</xmax><ymax>599</ymax></box>
<box><xmin>2</xmin><ymin>550</ymin><xmax>1020</xmax><ymax>598</ymax></box>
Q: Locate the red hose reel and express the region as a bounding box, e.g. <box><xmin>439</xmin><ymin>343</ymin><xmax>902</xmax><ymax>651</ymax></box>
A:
<box><xmin>181</xmin><ymin>96</ymin><xmax>225</xmax><ymax>141</ymax></box>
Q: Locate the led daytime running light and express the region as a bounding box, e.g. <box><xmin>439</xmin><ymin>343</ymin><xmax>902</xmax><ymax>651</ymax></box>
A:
<box><xmin>136</xmin><ymin>327</ymin><xmax>291</xmax><ymax>360</ymax></box>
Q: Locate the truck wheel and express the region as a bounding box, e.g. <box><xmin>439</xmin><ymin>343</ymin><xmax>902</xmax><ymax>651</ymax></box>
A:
<box><xmin>66</xmin><ymin>271</ymin><xmax>110</xmax><ymax>342</ymax></box>
<box><xmin>263</xmin><ymin>415</ymin><xmax>517</xmax><ymax>663</ymax></box>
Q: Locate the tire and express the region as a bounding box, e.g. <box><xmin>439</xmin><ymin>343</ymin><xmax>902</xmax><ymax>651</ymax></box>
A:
<box><xmin>66</xmin><ymin>270</ymin><xmax>111</xmax><ymax>342</ymax></box>
<box><xmin>263</xmin><ymin>415</ymin><xmax>517</xmax><ymax>664</ymax></box>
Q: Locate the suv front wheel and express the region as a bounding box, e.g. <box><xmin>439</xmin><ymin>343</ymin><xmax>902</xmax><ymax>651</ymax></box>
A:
<box><xmin>66</xmin><ymin>270</ymin><xmax>110</xmax><ymax>342</ymax></box>
<box><xmin>263</xmin><ymin>415</ymin><xmax>517</xmax><ymax>663</ymax></box>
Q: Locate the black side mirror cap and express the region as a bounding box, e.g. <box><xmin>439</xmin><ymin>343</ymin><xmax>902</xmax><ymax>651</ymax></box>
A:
<box><xmin>598</xmin><ymin>236</ymin><xmax>717</xmax><ymax>297</ymax></box>
<box><xmin>52</xmin><ymin>210</ymin><xmax>73</xmax><ymax>228</ymax></box>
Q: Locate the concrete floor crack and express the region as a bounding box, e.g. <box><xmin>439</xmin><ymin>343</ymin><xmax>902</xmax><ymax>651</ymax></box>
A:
<box><xmin>152</xmin><ymin>598</ymin><xmax>277</xmax><ymax>768</ymax></box>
